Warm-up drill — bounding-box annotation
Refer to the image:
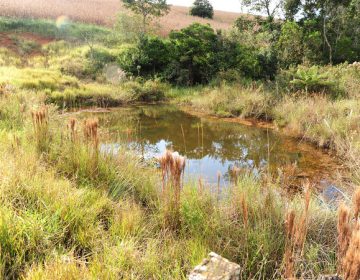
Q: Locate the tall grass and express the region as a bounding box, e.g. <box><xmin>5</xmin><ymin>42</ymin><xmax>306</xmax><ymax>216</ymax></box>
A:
<box><xmin>0</xmin><ymin>90</ymin><xmax>344</xmax><ymax>279</ymax></box>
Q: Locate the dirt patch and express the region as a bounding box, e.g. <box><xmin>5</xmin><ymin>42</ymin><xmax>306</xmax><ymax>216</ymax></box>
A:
<box><xmin>0</xmin><ymin>32</ymin><xmax>54</xmax><ymax>56</ymax></box>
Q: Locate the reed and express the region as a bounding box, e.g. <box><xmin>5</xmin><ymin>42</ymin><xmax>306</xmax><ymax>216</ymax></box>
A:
<box><xmin>342</xmin><ymin>226</ymin><xmax>360</xmax><ymax>280</ymax></box>
<box><xmin>337</xmin><ymin>189</ymin><xmax>360</xmax><ymax>279</ymax></box>
<box><xmin>283</xmin><ymin>185</ymin><xmax>311</xmax><ymax>279</ymax></box>
<box><xmin>83</xmin><ymin>118</ymin><xmax>99</xmax><ymax>148</ymax></box>
<box><xmin>31</xmin><ymin>106</ymin><xmax>49</xmax><ymax>154</ymax></box>
<box><xmin>284</xmin><ymin>209</ymin><xmax>296</xmax><ymax>279</ymax></box>
<box><xmin>68</xmin><ymin>117</ymin><xmax>77</xmax><ymax>142</ymax></box>
<box><xmin>353</xmin><ymin>188</ymin><xmax>360</xmax><ymax>220</ymax></box>
<box><xmin>158</xmin><ymin>149</ymin><xmax>186</xmax><ymax>230</ymax></box>
<box><xmin>217</xmin><ymin>171</ymin><xmax>221</xmax><ymax>197</ymax></box>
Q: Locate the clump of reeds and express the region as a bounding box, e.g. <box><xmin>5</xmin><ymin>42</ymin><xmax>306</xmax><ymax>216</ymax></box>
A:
<box><xmin>83</xmin><ymin>118</ymin><xmax>99</xmax><ymax>148</ymax></box>
<box><xmin>341</xmin><ymin>225</ymin><xmax>360</xmax><ymax>280</ymax></box>
<box><xmin>337</xmin><ymin>188</ymin><xmax>360</xmax><ymax>279</ymax></box>
<box><xmin>158</xmin><ymin>149</ymin><xmax>186</xmax><ymax>229</ymax></box>
<box><xmin>31</xmin><ymin>106</ymin><xmax>49</xmax><ymax>153</ymax></box>
<box><xmin>158</xmin><ymin>149</ymin><xmax>186</xmax><ymax>196</ymax></box>
<box><xmin>283</xmin><ymin>184</ymin><xmax>311</xmax><ymax>279</ymax></box>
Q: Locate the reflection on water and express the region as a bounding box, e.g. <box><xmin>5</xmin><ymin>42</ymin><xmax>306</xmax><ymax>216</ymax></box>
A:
<box><xmin>82</xmin><ymin>105</ymin><xmax>341</xmax><ymax>188</ymax></box>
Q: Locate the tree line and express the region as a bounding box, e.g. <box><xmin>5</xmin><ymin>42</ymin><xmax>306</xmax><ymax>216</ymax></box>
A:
<box><xmin>117</xmin><ymin>0</ymin><xmax>360</xmax><ymax>86</ymax></box>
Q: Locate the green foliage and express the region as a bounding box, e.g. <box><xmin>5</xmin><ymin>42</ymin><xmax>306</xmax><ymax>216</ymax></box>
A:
<box><xmin>190</xmin><ymin>0</ymin><xmax>214</xmax><ymax>19</ymax></box>
<box><xmin>168</xmin><ymin>23</ymin><xmax>218</xmax><ymax>85</ymax></box>
<box><xmin>0</xmin><ymin>17</ymin><xmax>113</xmax><ymax>44</ymax></box>
<box><xmin>122</xmin><ymin>79</ymin><xmax>167</xmax><ymax>102</ymax></box>
<box><xmin>277</xmin><ymin>21</ymin><xmax>303</xmax><ymax>68</ymax></box>
<box><xmin>85</xmin><ymin>47</ymin><xmax>117</xmax><ymax>77</ymax></box>
<box><xmin>115</xmin><ymin>12</ymin><xmax>143</xmax><ymax>43</ymax></box>
<box><xmin>121</xmin><ymin>0</ymin><xmax>170</xmax><ymax>31</ymax></box>
<box><xmin>290</xmin><ymin>66</ymin><xmax>331</xmax><ymax>93</ymax></box>
<box><xmin>126</xmin><ymin>35</ymin><xmax>171</xmax><ymax>76</ymax></box>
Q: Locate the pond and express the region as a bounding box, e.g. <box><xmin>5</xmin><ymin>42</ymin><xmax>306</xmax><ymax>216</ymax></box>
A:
<box><xmin>80</xmin><ymin>104</ymin><xmax>343</xmax><ymax>191</ymax></box>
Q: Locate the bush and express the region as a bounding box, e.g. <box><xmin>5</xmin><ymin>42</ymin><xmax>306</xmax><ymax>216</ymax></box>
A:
<box><xmin>277</xmin><ymin>65</ymin><xmax>341</xmax><ymax>97</ymax></box>
<box><xmin>85</xmin><ymin>47</ymin><xmax>117</xmax><ymax>77</ymax></box>
<box><xmin>190</xmin><ymin>0</ymin><xmax>214</xmax><ymax>19</ymax></box>
<box><xmin>122</xmin><ymin>80</ymin><xmax>167</xmax><ymax>102</ymax></box>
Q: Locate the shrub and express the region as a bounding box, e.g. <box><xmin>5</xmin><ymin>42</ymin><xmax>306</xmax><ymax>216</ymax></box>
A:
<box><xmin>122</xmin><ymin>80</ymin><xmax>167</xmax><ymax>102</ymax></box>
<box><xmin>85</xmin><ymin>47</ymin><xmax>117</xmax><ymax>77</ymax></box>
<box><xmin>190</xmin><ymin>0</ymin><xmax>214</xmax><ymax>19</ymax></box>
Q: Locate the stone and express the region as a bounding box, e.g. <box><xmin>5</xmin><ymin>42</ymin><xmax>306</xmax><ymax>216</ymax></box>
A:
<box><xmin>188</xmin><ymin>252</ymin><xmax>240</xmax><ymax>280</ymax></box>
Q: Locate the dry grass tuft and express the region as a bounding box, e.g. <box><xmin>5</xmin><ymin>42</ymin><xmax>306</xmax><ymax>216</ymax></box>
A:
<box><xmin>342</xmin><ymin>226</ymin><xmax>360</xmax><ymax>280</ymax></box>
<box><xmin>31</xmin><ymin>106</ymin><xmax>49</xmax><ymax>153</ymax></box>
<box><xmin>158</xmin><ymin>149</ymin><xmax>186</xmax><ymax>229</ymax></box>
<box><xmin>352</xmin><ymin>188</ymin><xmax>360</xmax><ymax>219</ymax></box>
<box><xmin>337</xmin><ymin>190</ymin><xmax>360</xmax><ymax>279</ymax></box>
<box><xmin>283</xmin><ymin>184</ymin><xmax>311</xmax><ymax>279</ymax></box>
<box><xmin>68</xmin><ymin>117</ymin><xmax>77</xmax><ymax>142</ymax></box>
<box><xmin>83</xmin><ymin>118</ymin><xmax>99</xmax><ymax>148</ymax></box>
<box><xmin>338</xmin><ymin>204</ymin><xmax>352</xmax><ymax>266</ymax></box>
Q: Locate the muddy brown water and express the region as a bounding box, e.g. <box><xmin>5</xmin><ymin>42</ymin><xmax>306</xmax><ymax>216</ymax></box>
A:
<box><xmin>79</xmin><ymin>104</ymin><xmax>345</xmax><ymax>196</ymax></box>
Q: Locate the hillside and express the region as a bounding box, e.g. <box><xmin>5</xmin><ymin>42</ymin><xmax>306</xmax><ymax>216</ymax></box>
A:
<box><xmin>0</xmin><ymin>0</ymin><xmax>242</xmax><ymax>35</ymax></box>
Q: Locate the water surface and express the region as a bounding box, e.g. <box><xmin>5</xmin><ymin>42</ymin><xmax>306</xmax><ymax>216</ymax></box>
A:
<box><xmin>81</xmin><ymin>105</ymin><xmax>342</xmax><ymax>190</ymax></box>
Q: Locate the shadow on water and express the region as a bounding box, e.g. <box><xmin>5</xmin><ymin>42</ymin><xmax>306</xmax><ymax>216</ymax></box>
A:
<box><xmin>80</xmin><ymin>104</ymin><xmax>344</xmax><ymax>192</ymax></box>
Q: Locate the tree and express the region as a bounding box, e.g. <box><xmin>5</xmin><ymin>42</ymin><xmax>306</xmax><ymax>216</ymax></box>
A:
<box><xmin>190</xmin><ymin>0</ymin><xmax>214</xmax><ymax>19</ymax></box>
<box><xmin>241</xmin><ymin>0</ymin><xmax>282</xmax><ymax>21</ymax></box>
<box><xmin>276</xmin><ymin>21</ymin><xmax>303</xmax><ymax>67</ymax></box>
<box><xmin>168</xmin><ymin>23</ymin><xmax>218</xmax><ymax>85</ymax></box>
<box><xmin>121</xmin><ymin>0</ymin><xmax>170</xmax><ymax>32</ymax></box>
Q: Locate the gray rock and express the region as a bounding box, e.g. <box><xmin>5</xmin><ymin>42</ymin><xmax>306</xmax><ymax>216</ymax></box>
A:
<box><xmin>188</xmin><ymin>252</ymin><xmax>240</xmax><ymax>280</ymax></box>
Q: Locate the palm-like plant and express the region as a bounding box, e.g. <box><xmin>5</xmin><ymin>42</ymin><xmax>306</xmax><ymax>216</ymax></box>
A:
<box><xmin>290</xmin><ymin>66</ymin><xmax>332</xmax><ymax>94</ymax></box>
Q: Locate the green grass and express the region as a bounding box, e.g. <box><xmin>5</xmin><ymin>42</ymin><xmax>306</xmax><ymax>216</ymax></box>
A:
<box><xmin>0</xmin><ymin>90</ymin><xmax>339</xmax><ymax>279</ymax></box>
<box><xmin>0</xmin><ymin>17</ymin><xmax>114</xmax><ymax>44</ymax></box>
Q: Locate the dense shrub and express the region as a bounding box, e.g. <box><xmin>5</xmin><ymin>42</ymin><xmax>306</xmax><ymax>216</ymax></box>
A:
<box><xmin>167</xmin><ymin>23</ymin><xmax>218</xmax><ymax>85</ymax></box>
<box><xmin>122</xmin><ymin>80</ymin><xmax>167</xmax><ymax>102</ymax></box>
<box><xmin>117</xmin><ymin>23</ymin><xmax>275</xmax><ymax>85</ymax></box>
<box><xmin>190</xmin><ymin>0</ymin><xmax>214</xmax><ymax>19</ymax></box>
<box><xmin>277</xmin><ymin>65</ymin><xmax>343</xmax><ymax>97</ymax></box>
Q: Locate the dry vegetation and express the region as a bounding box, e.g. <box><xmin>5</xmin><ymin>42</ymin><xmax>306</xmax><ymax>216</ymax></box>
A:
<box><xmin>0</xmin><ymin>0</ymin><xmax>241</xmax><ymax>36</ymax></box>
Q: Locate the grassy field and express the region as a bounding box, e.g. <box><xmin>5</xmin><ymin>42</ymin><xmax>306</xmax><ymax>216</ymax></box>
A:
<box><xmin>0</xmin><ymin>16</ymin><xmax>359</xmax><ymax>279</ymax></box>
<box><xmin>0</xmin><ymin>0</ymin><xmax>241</xmax><ymax>36</ymax></box>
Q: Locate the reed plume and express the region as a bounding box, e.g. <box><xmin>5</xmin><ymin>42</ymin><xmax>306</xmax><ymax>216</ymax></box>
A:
<box><xmin>337</xmin><ymin>197</ymin><xmax>360</xmax><ymax>279</ymax></box>
<box><xmin>83</xmin><ymin>118</ymin><xmax>99</xmax><ymax>148</ymax></box>
<box><xmin>68</xmin><ymin>118</ymin><xmax>77</xmax><ymax>142</ymax></box>
<box><xmin>158</xmin><ymin>149</ymin><xmax>186</xmax><ymax>198</ymax></box>
<box><xmin>31</xmin><ymin>106</ymin><xmax>49</xmax><ymax>153</ymax></box>
<box><xmin>240</xmin><ymin>194</ymin><xmax>248</xmax><ymax>229</ymax></box>
<box><xmin>342</xmin><ymin>226</ymin><xmax>360</xmax><ymax>280</ymax></box>
<box><xmin>353</xmin><ymin>188</ymin><xmax>360</xmax><ymax>220</ymax></box>
<box><xmin>158</xmin><ymin>149</ymin><xmax>186</xmax><ymax>230</ymax></box>
<box><xmin>338</xmin><ymin>204</ymin><xmax>352</xmax><ymax>266</ymax></box>
<box><xmin>231</xmin><ymin>166</ymin><xmax>241</xmax><ymax>185</ymax></box>
<box><xmin>283</xmin><ymin>184</ymin><xmax>311</xmax><ymax>279</ymax></box>
<box><xmin>284</xmin><ymin>209</ymin><xmax>296</xmax><ymax>279</ymax></box>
